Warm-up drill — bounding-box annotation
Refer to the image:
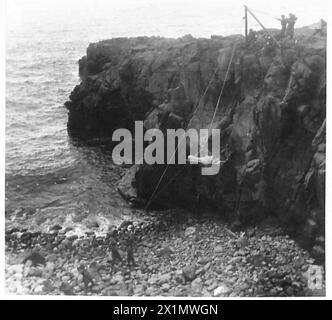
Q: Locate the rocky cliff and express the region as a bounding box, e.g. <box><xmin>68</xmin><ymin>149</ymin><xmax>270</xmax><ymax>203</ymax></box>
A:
<box><xmin>65</xmin><ymin>29</ymin><xmax>326</xmax><ymax>256</ymax></box>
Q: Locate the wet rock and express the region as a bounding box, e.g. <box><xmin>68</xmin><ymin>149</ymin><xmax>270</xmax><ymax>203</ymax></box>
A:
<box><xmin>184</xmin><ymin>227</ymin><xmax>196</xmax><ymax>237</ymax></box>
<box><xmin>63</xmin><ymin>227</ymin><xmax>74</xmax><ymax>233</ymax></box>
<box><xmin>28</xmin><ymin>267</ymin><xmax>43</xmax><ymax>277</ymax></box>
<box><xmin>158</xmin><ymin>273</ymin><xmax>172</xmax><ymax>284</ymax></box>
<box><xmin>207</xmin><ymin>283</ymin><xmax>218</xmax><ymax>291</ymax></box>
<box><xmin>203</xmin><ymin>262</ymin><xmax>212</xmax><ymax>271</ymax></box>
<box><xmin>112</xmin><ymin>274</ymin><xmax>124</xmax><ymax>284</ymax></box>
<box><xmin>7</xmin><ymin>227</ymin><xmax>20</xmax><ymax>234</ymax></box>
<box><xmin>161</xmin><ymin>283</ymin><xmax>171</xmax><ymax>292</ymax></box>
<box><xmin>45</xmin><ymin>261</ymin><xmax>56</xmax><ymax>273</ymax></box>
<box><xmin>236</xmin><ymin>249</ymin><xmax>246</xmax><ymax>256</ymax></box>
<box><xmin>50</xmin><ymin>224</ymin><xmax>62</xmax><ymax>231</ymax></box>
<box><xmin>43</xmin><ymin>280</ymin><xmax>56</xmax><ymax>292</ymax></box>
<box><xmin>229</xmin><ymin>256</ymin><xmax>242</xmax><ymax>265</ymax></box>
<box><xmin>67</xmin><ymin>235</ymin><xmax>78</xmax><ymax>242</ymax></box>
<box><xmin>22</xmin><ymin>251</ymin><xmax>46</xmax><ymax>267</ymax></box>
<box><xmin>198</xmin><ymin>257</ymin><xmax>211</xmax><ymax>264</ymax></box>
<box><xmin>213</xmin><ymin>245</ymin><xmax>223</xmax><ymax>254</ymax></box>
<box><xmin>91</xmin><ymin>285</ymin><xmax>103</xmax><ymax>294</ymax></box>
<box><xmin>86</xmin><ymin>220</ymin><xmax>99</xmax><ymax>229</ymax></box>
<box><xmin>47</xmin><ymin>254</ymin><xmax>57</xmax><ymax>262</ymax></box>
<box><xmin>133</xmin><ymin>284</ymin><xmax>145</xmax><ymax>295</ymax></box>
<box><xmin>269</xmin><ymin>288</ymin><xmax>278</xmax><ymax>296</ymax></box>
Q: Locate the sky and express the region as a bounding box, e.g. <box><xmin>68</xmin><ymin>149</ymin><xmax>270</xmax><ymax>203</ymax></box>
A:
<box><xmin>6</xmin><ymin>0</ymin><xmax>328</xmax><ymax>30</ymax></box>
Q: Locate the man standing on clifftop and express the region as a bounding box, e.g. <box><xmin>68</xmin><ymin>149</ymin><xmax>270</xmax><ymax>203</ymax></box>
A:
<box><xmin>277</xmin><ymin>15</ymin><xmax>288</xmax><ymax>38</ymax></box>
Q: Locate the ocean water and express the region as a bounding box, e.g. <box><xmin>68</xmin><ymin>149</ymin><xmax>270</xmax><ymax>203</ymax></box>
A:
<box><xmin>5</xmin><ymin>0</ymin><xmax>327</xmax><ymax>230</ymax></box>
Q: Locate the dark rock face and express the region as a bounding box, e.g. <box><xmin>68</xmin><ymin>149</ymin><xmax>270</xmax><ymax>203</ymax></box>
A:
<box><xmin>65</xmin><ymin>33</ymin><xmax>325</xmax><ymax>252</ymax></box>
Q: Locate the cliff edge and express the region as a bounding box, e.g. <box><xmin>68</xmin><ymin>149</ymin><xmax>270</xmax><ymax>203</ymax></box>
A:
<box><xmin>65</xmin><ymin>28</ymin><xmax>326</xmax><ymax>256</ymax></box>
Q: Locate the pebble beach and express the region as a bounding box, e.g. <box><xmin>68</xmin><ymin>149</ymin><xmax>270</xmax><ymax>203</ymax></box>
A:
<box><xmin>5</xmin><ymin>209</ymin><xmax>325</xmax><ymax>297</ymax></box>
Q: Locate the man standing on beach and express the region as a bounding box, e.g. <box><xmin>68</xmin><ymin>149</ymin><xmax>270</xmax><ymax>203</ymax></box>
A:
<box><xmin>124</xmin><ymin>230</ymin><xmax>138</xmax><ymax>267</ymax></box>
<box><xmin>109</xmin><ymin>237</ymin><xmax>123</xmax><ymax>267</ymax></box>
<box><xmin>77</xmin><ymin>264</ymin><xmax>94</xmax><ymax>293</ymax></box>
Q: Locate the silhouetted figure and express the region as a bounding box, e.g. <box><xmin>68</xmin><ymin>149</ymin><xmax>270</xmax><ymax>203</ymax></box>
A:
<box><xmin>77</xmin><ymin>264</ymin><xmax>94</xmax><ymax>293</ymax></box>
<box><xmin>109</xmin><ymin>237</ymin><xmax>123</xmax><ymax>266</ymax></box>
<box><xmin>277</xmin><ymin>15</ymin><xmax>287</xmax><ymax>38</ymax></box>
<box><xmin>125</xmin><ymin>232</ymin><xmax>137</xmax><ymax>267</ymax></box>
<box><xmin>286</xmin><ymin>13</ymin><xmax>297</xmax><ymax>39</ymax></box>
<box><xmin>247</xmin><ymin>28</ymin><xmax>257</xmax><ymax>44</ymax></box>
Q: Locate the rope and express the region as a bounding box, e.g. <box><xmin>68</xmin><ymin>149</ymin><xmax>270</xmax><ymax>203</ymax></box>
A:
<box><xmin>151</xmin><ymin>166</ymin><xmax>186</xmax><ymax>199</ymax></box>
<box><xmin>151</xmin><ymin>43</ymin><xmax>238</xmax><ymax>202</ymax></box>
<box><xmin>143</xmin><ymin>64</ymin><xmax>220</xmax><ymax>210</ymax></box>
<box><xmin>143</xmin><ymin>13</ymin><xmax>244</xmax><ymax>210</ymax></box>
<box><xmin>144</xmin><ymin>40</ymin><xmax>238</xmax><ymax>210</ymax></box>
<box><xmin>248</xmin><ymin>7</ymin><xmax>281</xmax><ymax>21</ymax></box>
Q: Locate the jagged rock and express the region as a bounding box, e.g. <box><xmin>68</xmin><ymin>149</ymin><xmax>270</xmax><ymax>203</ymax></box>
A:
<box><xmin>184</xmin><ymin>227</ymin><xmax>196</xmax><ymax>237</ymax></box>
<box><xmin>158</xmin><ymin>273</ymin><xmax>172</xmax><ymax>284</ymax></box>
<box><xmin>28</xmin><ymin>267</ymin><xmax>43</xmax><ymax>277</ymax></box>
<box><xmin>50</xmin><ymin>224</ymin><xmax>62</xmax><ymax>231</ymax></box>
<box><xmin>59</xmin><ymin>282</ymin><xmax>75</xmax><ymax>295</ymax></box>
<box><xmin>157</xmin><ymin>246</ymin><xmax>173</xmax><ymax>257</ymax></box>
<box><xmin>213</xmin><ymin>245</ymin><xmax>223</xmax><ymax>254</ymax></box>
<box><xmin>117</xmin><ymin>165</ymin><xmax>145</xmax><ymax>206</ymax></box>
<box><xmin>198</xmin><ymin>256</ymin><xmax>211</xmax><ymax>264</ymax></box>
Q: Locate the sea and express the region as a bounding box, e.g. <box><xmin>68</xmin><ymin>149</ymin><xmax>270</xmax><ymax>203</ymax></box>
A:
<box><xmin>5</xmin><ymin>0</ymin><xmax>327</xmax><ymax>232</ymax></box>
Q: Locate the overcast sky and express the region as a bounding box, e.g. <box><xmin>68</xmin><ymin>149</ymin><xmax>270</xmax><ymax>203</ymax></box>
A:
<box><xmin>6</xmin><ymin>0</ymin><xmax>329</xmax><ymax>36</ymax></box>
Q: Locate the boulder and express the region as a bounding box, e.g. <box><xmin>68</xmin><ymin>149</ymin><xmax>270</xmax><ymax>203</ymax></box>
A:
<box><xmin>182</xmin><ymin>265</ymin><xmax>197</xmax><ymax>281</ymax></box>
<box><xmin>213</xmin><ymin>284</ymin><xmax>230</xmax><ymax>296</ymax></box>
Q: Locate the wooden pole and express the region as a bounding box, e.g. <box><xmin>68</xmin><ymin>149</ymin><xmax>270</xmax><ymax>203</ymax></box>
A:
<box><xmin>246</xmin><ymin>6</ymin><xmax>281</xmax><ymax>48</ymax></box>
<box><xmin>244</xmin><ymin>5</ymin><xmax>248</xmax><ymax>43</ymax></box>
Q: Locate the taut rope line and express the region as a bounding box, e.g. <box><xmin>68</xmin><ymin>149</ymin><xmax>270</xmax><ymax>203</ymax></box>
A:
<box><xmin>144</xmin><ymin>40</ymin><xmax>238</xmax><ymax>210</ymax></box>
<box><xmin>144</xmin><ymin>65</ymin><xmax>220</xmax><ymax>210</ymax></box>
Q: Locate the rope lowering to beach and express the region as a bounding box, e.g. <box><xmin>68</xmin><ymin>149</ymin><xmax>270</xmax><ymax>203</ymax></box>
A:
<box><xmin>143</xmin><ymin>64</ymin><xmax>220</xmax><ymax>211</ymax></box>
<box><xmin>208</xmin><ymin>41</ymin><xmax>237</xmax><ymax>132</ymax></box>
<box><xmin>144</xmin><ymin>40</ymin><xmax>238</xmax><ymax>210</ymax></box>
